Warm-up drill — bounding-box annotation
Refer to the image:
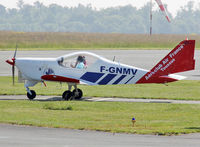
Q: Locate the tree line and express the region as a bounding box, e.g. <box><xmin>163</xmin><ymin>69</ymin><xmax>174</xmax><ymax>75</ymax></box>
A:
<box><xmin>0</xmin><ymin>0</ymin><xmax>199</xmax><ymax>34</ymax></box>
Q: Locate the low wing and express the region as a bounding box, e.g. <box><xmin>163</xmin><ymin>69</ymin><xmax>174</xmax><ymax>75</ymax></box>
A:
<box><xmin>41</xmin><ymin>75</ymin><xmax>80</xmax><ymax>83</ymax></box>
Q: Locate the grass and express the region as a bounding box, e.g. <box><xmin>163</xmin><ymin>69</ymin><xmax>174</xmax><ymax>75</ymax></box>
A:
<box><xmin>43</xmin><ymin>103</ymin><xmax>73</xmax><ymax>110</ymax></box>
<box><xmin>1</xmin><ymin>76</ymin><xmax>200</xmax><ymax>100</ymax></box>
<box><xmin>0</xmin><ymin>100</ymin><xmax>200</xmax><ymax>135</ymax></box>
<box><xmin>0</xmin><ymin>31</ymin><xmax>200</xmax><ymax>50</ymax></box>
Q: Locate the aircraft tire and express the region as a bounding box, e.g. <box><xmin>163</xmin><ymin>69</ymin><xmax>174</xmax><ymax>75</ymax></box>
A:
<box><xmin>27</xmin><ymin>90</ymin><xmax>36</xmax><ymax>100</ymax></box>
<box><xmin>62</xmin><ymin>90</ymin><xmax>72</xmax><ymax>101</ymax></box>
<box><xmin>72</xmin><ymin>89</ymin><xmax>83</xmax><ymax>100</ymax></box>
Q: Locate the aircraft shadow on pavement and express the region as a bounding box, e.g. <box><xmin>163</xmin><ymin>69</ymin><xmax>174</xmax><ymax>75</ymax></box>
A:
<box><xmin>0</xmin><ymin>98</ymin><xmax>24</xmax><ymax>101</ymax></box>
<box><xmin>36</xmin><ymin>97</ymin><xmax>63</xmax><ymax>101</ymax></box>
<box><xmin>0</xmin><ymin>96</ymin><xmax>63</xmax><ymax>101</ymax></box>
<box><xmin>35</xmin><ymin>97</ymin><xmax>89</xmax><ymax>101</ymax></box>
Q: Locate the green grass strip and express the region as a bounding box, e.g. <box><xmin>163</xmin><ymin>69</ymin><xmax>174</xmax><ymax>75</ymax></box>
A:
<box><xmin>0</xmin><ymin>100</ymin><xmax>200</xmax><ymax>135</ymax></box>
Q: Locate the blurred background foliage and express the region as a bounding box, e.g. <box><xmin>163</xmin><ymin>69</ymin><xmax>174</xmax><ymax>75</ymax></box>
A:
<box><xmin>0</xmin><ymin>0</ymin><xmax>199</xmax><ymax>34</ymax></box>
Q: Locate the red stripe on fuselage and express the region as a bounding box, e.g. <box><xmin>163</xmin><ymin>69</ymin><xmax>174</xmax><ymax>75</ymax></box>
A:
<box><xmin>41</xmin><ymin>75</ymin><xmax>79</xmax><ymax>83</ymax></box>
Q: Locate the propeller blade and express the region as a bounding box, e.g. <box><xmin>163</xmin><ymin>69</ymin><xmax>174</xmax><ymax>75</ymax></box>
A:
<box><xmin>12</xmin><ymin>65</ymin><xmax>15</xmax><ymax>85</ymax></box>
<box><xmin>12</xmin><ymin>44</ymin><xmax>17</xmax><ymax>85</ymax></box>
<box><xmin>13</xmin><ymin>44</ymin><xmax>18</xmax><ymax>59</ymax></box>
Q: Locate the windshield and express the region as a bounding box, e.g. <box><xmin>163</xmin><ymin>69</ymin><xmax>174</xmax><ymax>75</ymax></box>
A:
<box><xmin>57</xmin><ymin>52</ymin><xmax>99</xmax><ymax>69</ymax></box>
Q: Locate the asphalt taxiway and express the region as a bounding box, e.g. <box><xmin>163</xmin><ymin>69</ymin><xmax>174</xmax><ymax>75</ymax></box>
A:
<box><xmin>0</xmin><ymin>124</ymin><xmax>200</xmax><ymax>147</ymax></box>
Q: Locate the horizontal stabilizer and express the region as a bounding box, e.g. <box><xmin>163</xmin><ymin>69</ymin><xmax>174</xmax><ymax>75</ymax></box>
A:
<box><xmin>167</xmin><ymin>74</ymin><xmax>186</xmax><ymax>80</ymax></box>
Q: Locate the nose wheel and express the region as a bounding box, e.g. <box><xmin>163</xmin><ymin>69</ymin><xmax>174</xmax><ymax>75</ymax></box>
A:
<box><xmin>25</xmin><ymin>80</ymin><xmax>38</xmax><ymax>100</ymax></box>
<box><xmin>27</xmin><ymin>90</ymin><xmax>36</xmax><ymax>100</ymax></box>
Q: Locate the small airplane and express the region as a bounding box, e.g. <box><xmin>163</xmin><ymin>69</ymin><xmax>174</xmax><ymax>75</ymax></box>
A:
<box><xmin>6</xmin><ymin>40</ymin><xmax>195</xmax><ymax>100</ymax></box>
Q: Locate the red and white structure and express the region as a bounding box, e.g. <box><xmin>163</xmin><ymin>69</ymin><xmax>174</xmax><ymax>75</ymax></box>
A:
<box><xmin>150</xmin><ymin>0</ymin><xmax>171</xmax><ymax>35</ymax></box>
<box><xmin>155</xmin><ymin>0</ymin><xmax>170</xmax><ymax>22</ymax></box>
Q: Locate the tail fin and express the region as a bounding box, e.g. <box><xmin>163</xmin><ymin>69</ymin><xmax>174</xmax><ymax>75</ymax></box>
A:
<box><xmin>137</xmin><ymin>40</ymin><xmax>195</xmax><ymax>83</ymax></box>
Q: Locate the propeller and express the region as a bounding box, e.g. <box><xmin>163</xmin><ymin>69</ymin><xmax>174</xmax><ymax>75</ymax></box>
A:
<box><xmin>6</xmin><ymin>44</ymin><xmax>18</xmax><ymax>85</ymax></box>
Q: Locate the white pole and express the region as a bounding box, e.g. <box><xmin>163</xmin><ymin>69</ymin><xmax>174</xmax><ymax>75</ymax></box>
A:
<box><xmin>150</xmin><ymin>0</ymin><xmax>153</xmax><ymax>35</ymax></box>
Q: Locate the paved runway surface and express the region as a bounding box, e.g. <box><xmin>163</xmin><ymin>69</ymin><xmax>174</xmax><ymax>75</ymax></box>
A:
<box><xmin>0</xmin><ymin>124</ymin><xmax>200</xmax><ymax>147</ymax></box>
<box><xmin>1</xmin><ymin>95</ymin><xmax>200</xmax><ymax>104</ymax></box>
<box><xmin>1</xmin><ymin>50</ymin><xmax>200</xmax><ymax>80</ymax></box>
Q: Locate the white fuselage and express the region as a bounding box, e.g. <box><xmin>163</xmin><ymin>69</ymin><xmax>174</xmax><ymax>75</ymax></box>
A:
<box><xmin>15</xmin><ymin>54</ymin><xmax>148</xmax><ymax>85</ymax></box>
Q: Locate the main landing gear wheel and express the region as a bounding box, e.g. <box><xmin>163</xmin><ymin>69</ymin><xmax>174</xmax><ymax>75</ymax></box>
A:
<box><xmin>72</xmin><ymin>89</ymin><xmax>83</xmax><ymax>100</ymax></box>
<box><xmin>27</xmin><ymin>90</ymin><xmax>36</xmax><ymax>100</ymax></box>
<box><xmin>62</xmin><ymin>90</ymin><xmax>72</xmax><ymax>101</ymax></box>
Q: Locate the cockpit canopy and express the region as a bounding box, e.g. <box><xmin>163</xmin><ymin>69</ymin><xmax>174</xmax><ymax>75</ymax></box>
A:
<box><xmin>57</xmin><ymin>52</ymin><xmax>103</xmax><ymax>69</ymax></box>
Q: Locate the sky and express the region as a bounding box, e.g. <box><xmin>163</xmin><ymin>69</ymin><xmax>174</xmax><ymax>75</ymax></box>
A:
<box><xmin>0</xmin><ymin>0</ymin><xmax>199</xmax><ymax>17</ymax></box>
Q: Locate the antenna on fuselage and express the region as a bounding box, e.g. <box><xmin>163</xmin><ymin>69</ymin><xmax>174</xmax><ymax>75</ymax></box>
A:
<box><xmin>113</xmin><ymin>56</ymin><xmax>115</xmax><ymax>62</ymax></box>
